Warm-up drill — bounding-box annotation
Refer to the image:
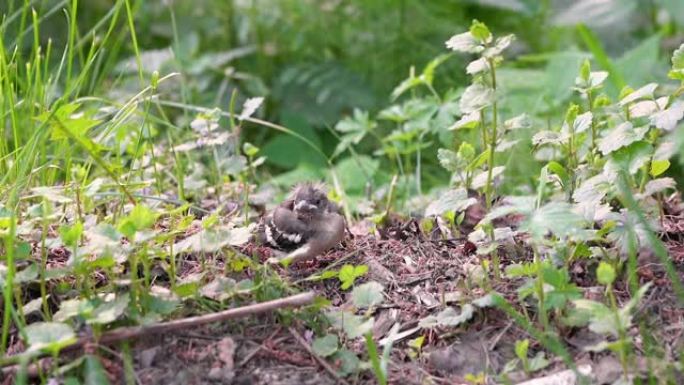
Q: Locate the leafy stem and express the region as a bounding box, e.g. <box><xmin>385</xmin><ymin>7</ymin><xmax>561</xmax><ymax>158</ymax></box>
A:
<box><xmin>485</xmin><ymin>58</ymin><xmax>498</xmax><ymax>210</ymax></box>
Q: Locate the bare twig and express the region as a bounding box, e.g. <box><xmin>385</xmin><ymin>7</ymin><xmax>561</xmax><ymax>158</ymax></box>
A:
<box><xmin>287</xmin><ymin>326</ymin><xmax>351</xmax><ymax>385</ymax></box>
<box><xmin>1</xmin><ymin>292</ymin><xmax>316</xmax><ymax>370</ymax></box>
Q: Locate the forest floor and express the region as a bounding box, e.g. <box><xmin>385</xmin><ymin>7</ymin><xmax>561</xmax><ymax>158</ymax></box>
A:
<box><xmin>11</xmin><ymin>193</ymin><xmax>678</xmax><ymax>385</ymax></box>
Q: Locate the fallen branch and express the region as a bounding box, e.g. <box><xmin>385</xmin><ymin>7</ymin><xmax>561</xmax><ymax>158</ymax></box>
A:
<box><xmin>1</xmin><ymin>291</ymin><xmax>316</xmax><ymax>371</ymax></box>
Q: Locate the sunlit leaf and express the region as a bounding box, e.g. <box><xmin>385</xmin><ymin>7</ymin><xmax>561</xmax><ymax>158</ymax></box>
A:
<box><xmin>312</xmin><ymin>334</ymin><xmax>339</xmax><ymax>358</ymax></box>
<box><xmin>651</xmin><ymin>101</ymin><xmax>684</xmax><ymax>131</ymax></box>
<box><xmin>598</xmin><ymin>122</ymin><xmax>648</xmax><ymax>155</ymax></box>
<box><xmin>25</xmin><ymin>322</ymin><xmax>76</xmax><ymax>353</ymax></box>
<box><xmin>352</xmin><ymin>281</ymin><xmax>384</xmax><ymax>309</ymax></box>
<box><xmin>425</xmin><ymin>188</ymin><xmax>477</xmax><ymax>217</ymax></box>
<box><xmin>459</xmin><ymin>83</ymin><xmax>494</xmax><ymax>114</ymax></box>
<box><xmin>445</xmin><ymin>32</ymin><xmax>483</xmax><ymax>54</ymax></box>
<box><xmin>238</xmin><ymin>97</ymin><xmax>264</xmax><ymax>120</ymax></box>
<box><xmin>618</xmin><ymin>83</ymin><xmax>658</xmax><ymax>106</ymax></box>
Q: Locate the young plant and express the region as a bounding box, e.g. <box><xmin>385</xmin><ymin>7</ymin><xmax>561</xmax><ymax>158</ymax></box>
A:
<box><xmin>325</xmin><ymin>281</ymin><xmax>389</xmax><ymax>383</ymax></box>
<box><xmin>445</xmin><ymin>20</ymin><xmax>517</xmax><ymax>209</ymax></box>
<box><xmin>568</xmin><ymin>262</ymin><xmax>652</xmax><ymax>382</ymax></box>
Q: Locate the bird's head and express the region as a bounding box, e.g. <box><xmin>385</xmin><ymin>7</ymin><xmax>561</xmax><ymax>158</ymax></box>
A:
<box><xmin>291</xmin><ymin>183</ymin><xmax>328</xmax><ymax>217</ymax></box>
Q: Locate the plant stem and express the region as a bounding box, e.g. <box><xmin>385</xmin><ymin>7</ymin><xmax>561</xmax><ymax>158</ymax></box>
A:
<box><xmin>485</xmin><ymin>59</ymin><xmax>498</xmax><ymax>210</ymax></box>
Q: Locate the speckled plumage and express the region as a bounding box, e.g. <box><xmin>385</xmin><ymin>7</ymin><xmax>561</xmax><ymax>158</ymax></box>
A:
<box><xmin>256</xmin><ymin>183</ymin><xmax>345</xmax><ymax>263</ymax></box>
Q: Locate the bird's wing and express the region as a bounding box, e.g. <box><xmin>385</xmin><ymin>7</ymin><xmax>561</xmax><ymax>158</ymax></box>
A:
<box><xmin>271</xmin><ymin>206</ymin><xmax>309</xmax><ymax>236</ymax></box>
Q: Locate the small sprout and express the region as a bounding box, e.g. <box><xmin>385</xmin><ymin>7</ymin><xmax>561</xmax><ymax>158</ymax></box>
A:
<box><xmin>596</xmin><ymin>261</ymin><xmax>616</xmax><ymax>286</ymax></box>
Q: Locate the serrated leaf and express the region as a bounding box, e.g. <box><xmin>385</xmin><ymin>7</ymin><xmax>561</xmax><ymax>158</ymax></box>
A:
<box><xmin>651</xmin><ymin>100</ymin><xmax>684</xmax><ymax>131</ymax></box>
<box><xmin>419</xmin><ymin>304</ymin><xmax>475</xmax><ymax>328</ymax></box>
<box><xmin>523</xmin><ymin>201</ymin><xmax>585</xmax><ymax>240</ymax></box>
<box><xmin>422</xmin><ymin>54</ymin><xmax>451</xmax><ymax>86</ymax></box>
<box><xmin>326</xmin><ymin>311</ymin><xmax>374</xmax><ymax>339</ymax></box>
<box><xmin>598</xmin><ymin>122</ymin><xmax>648</xmax><ymax>155</ymax></box>
<box><xmin>483</xmin><ymin>34</ymin><xmax>515</xmax><ymax>58</ymax></box>
<box><xmin>448</xmin><ymin>111</ymin><xmax>480</xmax><ymax>130</ymax></box>
<box><xmin>608</xmin><ymin>141</ymin><xmax>653</xmax><ymax>175</ymax></box>
<box><xmin>425</xmin><ymin>188</ymin><xmax>477</xmax><ymax>217</ymax></box>
<box><xmin>24</xmin><ymin>322</ymin><xmax>76</xmax><ymax>353</ymax></box>
<box><xmin>312</xmin><ymin>335</ymin><xmax>339</xmax><ymax>357</ymax></box>
<box><xmin>238</xmin><ymin>97</ymin><xmax>264</xmax><ymax>120</ymax></box>
<box><xmin>200</xmin><ymin>277</ymin><xmax>237</xmax><ymax>301</ymax></box>
<box><xmin>459</xmin><ymin>83</ymin><xmax>494</xmax><ymax>114</ymax></box>
<box><xmin>334</xmin><ymin>349</ymin><xmax>361</xmax><ymax>376</ymax></box>
<box><xmin>466</xmin><ymin>58</ymin><xmax>489</xmax><ymax>75</ymax></box>
<box><xmin>532</xmin><ymin>131</ymin><xmax>567</xmax><ymax>146</ymax></box>
<box><xmin>338</xmin><ymin>264</ymin><xmax>368</xmax><ymax>290</ymax></box>
<box><xmin>352</xmin><ymin>281</ymin><xmax>384</xmax><ymax>309</ymax></box>
<box><xmin>573</xmin><ymin>111</ymin><xmax>593</xmax><ymax>133</ymax></box>
<box><xmin>87</xmin><ymin>293</ymin><xmax>129</xmax><ymax>325</ymax></box>
<box><xmin>573</xmin><ymin>172</ymin><xmax>613</xmax><ymax>204</ymax></box>
<box><xmin>528</xmin><ymin>351</ymin><xmax>550</xmax><ymax>372</ymax></box>
<box><xmin>437</xmin><ymin>149</ymin><xmax>459</xmax><ymax>172</ymax></box>
<box><xmin>472</xmin><ymin>166</ymin><xmax>505</xmax><ymax>189</ymax></box>
<box><xmin>504</xmin><ymin>114</ymin><xmax>532</xmax><ymax>130</ymax></box>
<box><xmin>469</xmin><ymin>20</ymin><xmax>491</xmax><ymax>43</ymax></box>
<box><xmin>445</xmin><ymin>32</ymin><xmax>484</xmax><ymax>54</ymax></box>
<box><xmin>642</xmin><ymin>177</ymin><xmax>676</xmax><ymax>196</ymax></box>
<box><xmin>618</xmin><ymin>83</ymin><xmax>658</xmax><ymax>106</ymax></box>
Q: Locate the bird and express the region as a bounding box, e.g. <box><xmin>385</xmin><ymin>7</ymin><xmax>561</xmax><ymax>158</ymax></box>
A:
<box><xmin>256</xmin><ymin>183</ymin><xmax>346</xmax><ymax>264</ymax></box>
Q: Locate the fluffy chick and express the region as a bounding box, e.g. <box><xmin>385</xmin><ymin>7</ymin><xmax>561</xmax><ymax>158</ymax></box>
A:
<box><xmin>257</xmin><ymin>183</ymin><xmax>345</xmax><ymax>264</ymax></box>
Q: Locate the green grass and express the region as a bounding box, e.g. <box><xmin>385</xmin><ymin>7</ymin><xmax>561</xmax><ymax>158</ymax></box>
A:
<box><xmin>1</xmin><ymin>1</ymin><xmax>683</xmax><ymax>383</ymax></box>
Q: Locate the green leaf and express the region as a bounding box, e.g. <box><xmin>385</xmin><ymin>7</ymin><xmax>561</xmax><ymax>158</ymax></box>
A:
<box><xmin>608</xmin><ymin>141</ymin><xmax>653</xmax><ymax>175</ymax></box>
<box><xmin>596</xmin><ymin>262</ymin><xmax>616</xmax><ymax>286</ymax></box>
<box><xmin>59</xmin><ymin>222</ymin><xmax>83</xmax><ymax>247</ymax></box>
<box><xmin>515</xmin><ymin>339</ymin><xmax>529</xmax><ymax>360</ymax></box>
<box><xmin>24</xmin><ymin>322</ymin><xmax>77</xmax><ymax>353</ymax></box>
<box><xmin>528</xmin><ymin>351</ymin><xmax>550</xmax><ymax>372</ymax></box>
<box><xmin>545</xmin><ymin>161</ymin><xmax>569</xmax><ymax>186</ymax></box>
<box><xmin>331</xmin><ymin>155</ymin><xmax>378</xmax><ymax>194</ymax></box>
<box><xmin>469</xmin><ymin>20</ymin><xmax>491</xmax><ymax>43</ymax></box>
<box><xmin>642</xmin><ymin>177</ymin><xmax>676</xmax><ymax>197</ymax></box>
<box><xmin>618</xmin><ymin>83</ymin><xmax>657</xmax><ymax>107</ymax></box>
<box><xmin>459</xmin><ymin>83</ymin><xmax>494</xmax><ymax>114</ymax></box>
<box><xmin>84</xmin><ymin>354</ymin><xmax>111</xmax><ymax>385</ymax></box>
<box><xmin>419</xmin><ymin>304</ymin><xmax>475</xmax><ymax>328</ymax></box>
<box><xmin>650</xmin><ymin>101</ymin><xmax>684</xmax><ymax>132</ymax></box>
<box><xmin>326</xmin><ymin>311</ymin><xmax>374</xmax><ymax>339</ymax></box>
<box><xmin>87</xmin><ymin>294</ymin><xmax>130</xmax><ymax>325</ymax></box>
<box><xmin>312</xmin><ymin>334</ymin><xmax>339</xmax><ymax>357</ymax></box>
<box><xmin>598</xmin><ymin>122</ymin><xmax>648</xmax><ymax>155</ymax></box>
<box><xmin>425</xmin><ymin>188</ymin><xmax>478</xmax><ymax>217</ymax></box>
<box><xmin>445</xmin><ymin>32</ymin><xmax>483</xmax><ymax>54</ymax></box>
<box><xmin>333</xmin><ymin>109</ymin><xmax>376</xmax><ymax>157</ymax></box>
<box><xmin>37</xmin><ymin>103</ymin><xmax>102</xmax><ymax>141</ymax></box>
<box><xmin>669</xmin><ymin>43</ymin><xmax>684</xmax><ymax>80</ymax></box>
<box><xmin>524</xmin><ymin>202</ymin><xmax>585</xmax><ymax>240</ymax></box>
<box><xmin>650</xmin><ymin>160</ymin><xmax>670</xmax><ymax>177</ymax></box>
<box><xmin>338</xmin><ymin>264</ymin><xmax>368</xmax><ymax>290</ymax></box>
<box><xmin>242</xmin><ymin>142</ymin><xmax>259</xmax><ymax>157</ymax></box>
<box><xmin>117</xmin><ymin>205</ymin><xmax>158</xmax><ymax>239</ymax></box>
<box><xmin>421</xmin><ymin>53</ymin><xmax>452</xmax><ymax>86</ymax></box>
<box><xmin>579</xmin><ymin>59</ymin><xmax>591</xmax><ymax>82</ymax></box>
<box><xmin>334</xmin><ymin>349</ymin><xmax>361</xmax><ymax>376</ymax></box>
<box><xmin>351</xmin><ymin>281</ymin><xmax>384</xmax><ymax>309</ymax></box>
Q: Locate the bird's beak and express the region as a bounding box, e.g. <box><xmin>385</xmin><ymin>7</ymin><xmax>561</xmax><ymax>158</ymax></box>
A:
<box><xmin>294</xmin><ymin>200</ymin><xmax>317</xmax><ymax>212</ymax></box>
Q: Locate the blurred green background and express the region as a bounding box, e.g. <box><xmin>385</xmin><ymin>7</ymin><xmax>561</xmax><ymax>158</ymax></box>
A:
<box><xmin>5</xmin><ymin>0</ymin><xmax>683</xmax><ymax>199</ymax></box>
